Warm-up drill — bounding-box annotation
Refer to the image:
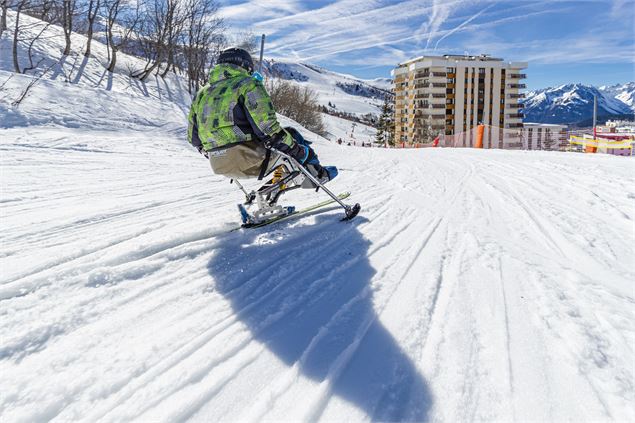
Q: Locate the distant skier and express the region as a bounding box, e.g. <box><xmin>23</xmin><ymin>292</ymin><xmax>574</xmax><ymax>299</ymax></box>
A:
<box><xmin>187</xmin><ymin>47</ymin><xmax>337</xmax><ymax>184</ymax></box>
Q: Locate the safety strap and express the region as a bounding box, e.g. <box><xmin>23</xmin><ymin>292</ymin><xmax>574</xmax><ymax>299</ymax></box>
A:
<box><xmin>258</xmin><ymin>148</ymin><xmax>271</xmax><ymax>180</ymax></box>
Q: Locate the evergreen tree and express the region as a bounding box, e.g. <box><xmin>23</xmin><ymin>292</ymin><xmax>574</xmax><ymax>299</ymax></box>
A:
<box><xmin>376</xmin><ymin>94</ymin><xmax>394</xmax><ymax>146</ymax></box>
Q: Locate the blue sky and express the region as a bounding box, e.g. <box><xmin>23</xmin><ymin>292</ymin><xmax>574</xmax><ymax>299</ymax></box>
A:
<box><xmin>218</xmin><ymin>0</ymin><xmax>635</xmax><ymax>90</ymax></box>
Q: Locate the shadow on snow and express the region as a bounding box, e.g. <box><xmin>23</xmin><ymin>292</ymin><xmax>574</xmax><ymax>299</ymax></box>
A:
<box><xmin>207</xmin><ymin>213</ymin><xmax>433</xmax><ymax>421</ymax></box>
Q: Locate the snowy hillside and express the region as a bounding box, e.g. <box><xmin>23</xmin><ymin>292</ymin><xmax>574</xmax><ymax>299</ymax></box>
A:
<box><xmin>524</xmin><ymin>82</ymin><xmax>635</xmax><ymax>124</ymax></box>
<box><xmin>321</xmin><ymin>113</ymin><xmax>377</xmax><ymax>145</ymax></box>
<box><xmin>264</xmin><ymin>60</ymin><xmax>390</xmax><ymax>116</ymax></box>
<box><xmin>2</xmin><ymin>12</ymin><xmax>635</xmax><ymax>423</ymax></box>
<box><xmin>261</xmin><ymin>59</ymin><xmax>381</xmax><ymax>143</ymax></box>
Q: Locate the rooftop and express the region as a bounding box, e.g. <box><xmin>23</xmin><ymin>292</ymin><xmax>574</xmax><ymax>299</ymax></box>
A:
<box><xmin>398</xmin><ymin>54</ymin><xmax>504</xmax><ymax>67</ymax></box>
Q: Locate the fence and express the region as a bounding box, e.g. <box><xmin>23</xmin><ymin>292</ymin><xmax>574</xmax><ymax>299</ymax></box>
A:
<box><xmin>568</xmin><ymin>136</ymin><xmax>633</xmax><ymax>156</ymax></box>
<box><xmin>437</xmin><ymin>124</ymin><xmax>569</xmax><ymax>151</ymax></box>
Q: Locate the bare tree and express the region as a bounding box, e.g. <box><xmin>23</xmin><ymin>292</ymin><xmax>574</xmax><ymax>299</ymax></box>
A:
<box><xmin>1</xmin><ymin>0</ymin><xmax>9</xmax><ymax>36</ymax></box>
<box><xmin>61</xmin><ymin>0</ymin><xmax>76</xmax><ymax>55</ymax></box>
<box><xmin>12</xmin><ymin>0</ymin><xmax>28</xmax><ymax>73</ymax></box>
<box><xmin>83</xmin><ymin>0</ymin><xmax>98</xmax><ymax>56</ymax></box>
<box><xmin>131</xmin><ymin>0</ymin><xmax>185</xmax><ymax>81</ymax></box>
<box><xmin>103</xmin><ymin>0</ymin><xmax>140</xmax><ymax>72</ymax></box>
<box><xmin>182</xmin><ymin>0</ymin><xmax>224</xmax><ymax>93</ymax></box>
<box><xmin>267</xmin><ymin>79</ymin><xmax>325</xmax><ymax>135</ymax></box>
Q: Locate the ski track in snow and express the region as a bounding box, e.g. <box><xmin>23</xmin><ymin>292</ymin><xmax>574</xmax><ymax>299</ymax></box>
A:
<box><xmin>2</xmin><ymin>126</ymin><xmax>634</xmax><ymax>422</ymax></box>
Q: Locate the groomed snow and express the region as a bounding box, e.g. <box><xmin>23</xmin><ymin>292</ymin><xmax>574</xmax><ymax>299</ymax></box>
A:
<box><xmin>2</xmin><ymin>11</ymin><xmax>635</xmax><ymax>423</ymax></box>
<box><xmin>3</xmin><ymin>126</ymin><xmax>635</xmax><ymax>421</ymax></box>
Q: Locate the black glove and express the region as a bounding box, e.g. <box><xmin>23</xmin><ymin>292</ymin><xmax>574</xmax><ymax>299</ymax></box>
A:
<box><xmin>268</xmin><ymin>130</ymin><xmax>316</xmax><ymax>164</ymax></box>
<box><xmin>197</xmin><ymin>145</ymin><xmax>209</xmax><ymax>159</ymax></box>
<box><xmin>288</xmin><ymin>143</ymin><xmax>317</xmax><ymax>164</ymax></box>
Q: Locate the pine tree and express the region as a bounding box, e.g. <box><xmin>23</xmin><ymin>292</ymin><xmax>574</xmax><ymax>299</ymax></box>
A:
<box><xmin>376</xmin><ymin>95</ymin><xmax>394</xmax><ymax>146</ymax></box>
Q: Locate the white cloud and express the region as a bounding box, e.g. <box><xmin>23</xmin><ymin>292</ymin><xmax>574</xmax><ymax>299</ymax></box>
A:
<box><xmin>218</xmin><ymin>0</ymin><xmax>635</xmax><ymax>74</ymax></box>
<box><xmin>218</xmin><ymin>0</ymin><xmax>304</xmax><ymax>22</ymax></box>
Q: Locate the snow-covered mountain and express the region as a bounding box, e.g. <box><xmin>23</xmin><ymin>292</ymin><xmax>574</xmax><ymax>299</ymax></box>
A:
<box><xmin>523</xmin><ymin>82</ymin><xmax>635</xmax><ymax>124</ymax></box>
<box><xmin>600</xmin><ymin>82</ymin><xmax>635</xmax><ymax>109</ymax></box>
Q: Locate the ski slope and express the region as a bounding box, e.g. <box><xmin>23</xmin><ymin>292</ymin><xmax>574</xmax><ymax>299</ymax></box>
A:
<box><xmin>2</xmin><ymin>12</ymin><xmax>635</xmax><ymax>422</ymax></box>
<box><xmin>3</xmin><ymin>126</ymin><xmax>635</xmax><ymax>421</ymax></box>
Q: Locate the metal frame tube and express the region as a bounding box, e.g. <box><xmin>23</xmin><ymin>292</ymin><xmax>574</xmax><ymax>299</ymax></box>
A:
<box><xmin>272</xmin><ymin>148</ymin><xmax>352</xmax><ymax>212</ymax></box>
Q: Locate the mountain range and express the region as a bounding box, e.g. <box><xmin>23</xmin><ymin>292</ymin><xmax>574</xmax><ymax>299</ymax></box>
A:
<box><xmin>523</xmin><ymin>82</ymin><xmax>635</xmax><ymax>125</ymax></box>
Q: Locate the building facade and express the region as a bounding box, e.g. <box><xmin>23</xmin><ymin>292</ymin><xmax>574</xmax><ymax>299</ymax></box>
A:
<box><xmin>523</xmin><ymin>123</ymin><xmax>568</xmax><ymax>151</ymax></box>
<box><xmin>392</xmin><ymin>55</ymin><xmax>527</xmax><ymax>145</ymax></box>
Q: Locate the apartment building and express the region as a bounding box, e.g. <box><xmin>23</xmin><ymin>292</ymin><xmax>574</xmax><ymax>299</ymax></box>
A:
<box><xmin>392</xmin><ymin>55</ymin><xmax>527</xmax><ymax>145</ymax></box>
<box><xmin>523</xmin><ymin>123</ymin><xmax>568</xmax><ymax>151</ymax></box>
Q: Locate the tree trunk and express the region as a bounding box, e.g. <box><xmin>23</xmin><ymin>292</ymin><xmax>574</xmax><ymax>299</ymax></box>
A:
<box><xmin>160</xmin><ymin>49</ymin><xmax>173</xmax><ymax>78</ymax></box>
<box><xmin>139</xmin><ymin>58</ymin><xmax>161</xmax><ymax>81</ymax></box>
<box><xmin>1</xmin><ymin>0</ymin><xmax>8</xmax><ymax>37</ymax></box>
<box><xmin>12</xmin><ymin>6</ymin><xmax>21</xmax><ymax>73</ymax></box>
<box><xmin>84</xmin><ymin>0</ymin><xmax>98</xmax><ymax>57</ymax></box>
<box><xmin>62</xmin><ymin>0</ymin><xmax>72</xmax><ymax>56</ymax></box>
<box><xmin>84</xmin><ymin>25</ymin><xmax>93</xmax><ymax>57</ymax></box>
<box><xmin>107</xmin><ymin>48</ymin><xmax>117</xmax><ymax>72</ymax></box>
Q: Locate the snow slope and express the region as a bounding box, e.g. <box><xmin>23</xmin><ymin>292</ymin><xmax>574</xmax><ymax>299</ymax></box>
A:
<box><xmin>2</xmin><ymin>12</ymin><xmax>635</xmax><ymax>423</ymax></box>
<box><xmin>264</xmin><ymin>60</ymin><xmax>389</xmax><ymax>116</ymax></box>
<box><xmin>3</xmin><ymin>128</ymin><xmax>635</xmax><ymax>422</ymax></box>
<box><xmin>321</xmin><ymin>113</ymin><xmax>377</xmax><ymax>145</ymax></box>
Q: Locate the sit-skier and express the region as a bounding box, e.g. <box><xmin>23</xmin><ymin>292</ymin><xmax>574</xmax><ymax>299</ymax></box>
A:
<box><xmin>188</xmin><ymin>47</ymin><xmax>336</xmax><ymax>179</ymax></box>
<box><xmin>188</xmin><ymin>47</ymin><xmax>359</xmax><ymax>224</ymax></box>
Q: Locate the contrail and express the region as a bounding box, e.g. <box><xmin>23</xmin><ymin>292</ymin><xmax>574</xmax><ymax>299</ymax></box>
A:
<box><xmin>434</xmin><ymin>4</ymin><xmax>495</xmax><ymax>51</ymax></box>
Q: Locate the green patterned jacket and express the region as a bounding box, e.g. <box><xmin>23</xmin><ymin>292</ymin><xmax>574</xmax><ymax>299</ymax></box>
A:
<box><xmin>188</xmin><ymin>64</ymin><xmax>294</xmax><ymax>151</ymax></box>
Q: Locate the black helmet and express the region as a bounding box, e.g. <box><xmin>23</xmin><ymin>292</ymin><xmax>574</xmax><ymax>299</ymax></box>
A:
<box><xmin>218</xmin><ymin>48</ymin><xmax>254</xmax><ymax>73</ymax></box>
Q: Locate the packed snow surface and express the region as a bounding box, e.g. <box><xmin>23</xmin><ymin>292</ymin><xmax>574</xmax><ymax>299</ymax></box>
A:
<box><xmin>2</xmin><ymin>126</ymin><xmax>635</xmax><ymax>421</ymax></box>
<box><xmin>2</xmin><ymin>11</ymin><xmax>635</xmax><ymax>422</ymax></box>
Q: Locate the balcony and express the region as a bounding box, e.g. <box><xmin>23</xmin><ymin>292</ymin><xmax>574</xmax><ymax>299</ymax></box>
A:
<box><xmin>431</xmin><ymin>83</ymin><xmax>447</xmax><ymax>88</ymax></box>
<box><xmin>421</xmin><ymin>109</ymin><xmax>444</xmax><ymax>116</ymax></box>
<box><xmin>507</xmin><ymin>123</ymin><xmax>524</xmax><ymax>128</ymax></box>
<box><xmin>414</xmin><ymin>83</ymin><xmax>427</xmax><ymax>89</ymax></box>
<box><xmin>414</xmin><ymin>94</ymin><xmax>427</xmax><ymax>99</ymax></box>
<box><xmin>507</xmin><ymin>113</ymin><xmax>524</xmax><ymax>119</ymax></box>
<box><xmin>506</xmin><ymin>103</ymin><xmax>525</xmax><ymax>109</ymax></box>
<box><xmin>507</xmin><ymin>83</ymin><xmax>526</xmax><ymax>89</ymax></box>
<box><xmin>508</xmin><ymin>73</ymin><xmax>527</xmax><ymax>79</ymax></box>
<box><xmin>431</xmin><ymin>93</ymin><xmax>445</xmax><ymax>98</ymax></box>
<box><xmin>432</xmin><ymin>72</ymin><xmax>447</xmax><ymax>77</ymax></box>
<box><xmin>508</xmin><ymin>93</ymin><xmax>526</xmax><ymax>99</ymax></box>
<box><xmin>430</xmin><ymin>104</ymin><xmax>445</xmax><ymax>109</ymax></box>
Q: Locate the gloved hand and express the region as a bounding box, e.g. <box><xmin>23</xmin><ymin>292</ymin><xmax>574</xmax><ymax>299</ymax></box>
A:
<box><xmin>197</xmin><ymin>145</ymin><xmax>209</xmax><ymax>159</ymax></box>
<box><xmin>298</xmin><ymin>144</ymin><xmax>318</xmax><ymax>164</ymax></box>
